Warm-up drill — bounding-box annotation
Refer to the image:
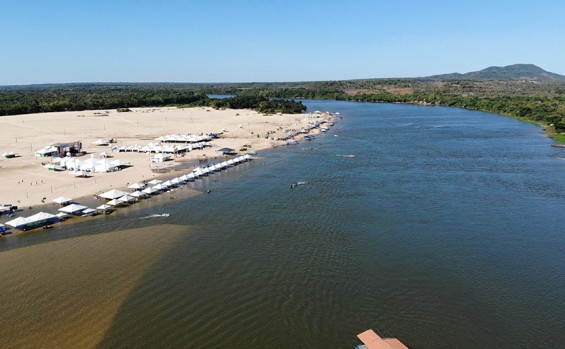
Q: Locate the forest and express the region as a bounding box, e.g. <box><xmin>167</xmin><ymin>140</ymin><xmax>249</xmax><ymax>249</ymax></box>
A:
<box><xmin>1</xmin><ymin>78</ymin><xmax>564</xmax><ymax>141</ymax></box>
<box><xmin>0</xmin><ymin>85</ymin><xmax>305</xmax><ymax>115</ymax></box>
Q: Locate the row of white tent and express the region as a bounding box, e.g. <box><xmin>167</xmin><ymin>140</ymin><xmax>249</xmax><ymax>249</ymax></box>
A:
<box><xmin>155</xmin><ymin>134</ymin><xmax>211</xmax><ymax>143</ymax></box>
<box><xmin>112</xmin><ymin>142</ymin><xmax>208</xmax><ymax>154</ymax></box>
<box><xmin>52</xmin><ymin>156</ymin><xmax>130</xmax><ymax>173</ymax></box>
<box><xmin>4</xmin><ymin>154</ymin><xmax>254</xmax><ymax>231</ymax></box>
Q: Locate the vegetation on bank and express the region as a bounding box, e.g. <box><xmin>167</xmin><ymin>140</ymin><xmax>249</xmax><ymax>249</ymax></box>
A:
<box><xmin>1</xmin><ymin>78</ymin><xmax>564</xmax><ymax>142</ymax></box>
<box><xmin>0</xmin><ymin>85</ymin><xmax>306</xmax><ymax>116</ymax></box>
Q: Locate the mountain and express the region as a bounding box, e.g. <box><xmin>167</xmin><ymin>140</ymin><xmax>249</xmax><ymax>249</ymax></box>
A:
<box><xmin>424</xmin><ymin>64</ymin><xmax>565</xmax><ymax>82</ymax></box>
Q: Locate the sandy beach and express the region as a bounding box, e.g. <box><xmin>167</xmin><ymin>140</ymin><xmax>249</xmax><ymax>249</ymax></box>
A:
<box><xmin>0</xmin><ymin>106</ymin><xmax>333</xmax><ymax>208</ymax></box>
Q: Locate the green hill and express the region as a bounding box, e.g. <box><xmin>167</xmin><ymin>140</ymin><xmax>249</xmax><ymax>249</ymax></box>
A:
<box><xmin>425</xmin><ymin>64</ymin><xmax>565</xmax><ymax>82</ymax></box>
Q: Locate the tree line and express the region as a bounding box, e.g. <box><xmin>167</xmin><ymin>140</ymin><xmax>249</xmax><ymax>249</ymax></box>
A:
<box><xmin>0</xmin><ymin>85</ymin><xmax>306</xmax><ymax>116</ymax></box>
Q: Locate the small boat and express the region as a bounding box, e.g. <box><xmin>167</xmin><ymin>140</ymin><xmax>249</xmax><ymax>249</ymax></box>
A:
<box><xmin>42</xmin><ymin>225</ymin><xmax>53</xmax><ymax>230</ymax></box>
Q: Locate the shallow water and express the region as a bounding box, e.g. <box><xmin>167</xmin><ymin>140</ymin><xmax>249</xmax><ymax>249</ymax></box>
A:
<box><xmin>1</xmin><ymin>101</ymin><xmax>564</xmax><ymax>348</ymax></box>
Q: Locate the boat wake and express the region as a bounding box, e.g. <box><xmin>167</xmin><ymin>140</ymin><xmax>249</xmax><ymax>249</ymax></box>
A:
<box><xmin>141</xmin><ymin>214</ymin><xmax>170</xmax><ymax>218</ymax></box>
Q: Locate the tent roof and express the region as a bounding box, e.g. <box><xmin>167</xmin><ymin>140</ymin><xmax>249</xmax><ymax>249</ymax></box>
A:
<box><xmin>27</xmin><ymin>212</ymin><xmax>56</xmax><ymax>223</ymax></box>
<box><xmin>6</xmin><ymin>217</ymin><xmax>30</xmax><ymax>227</ymax></box>
<box><xmin>128</xmin><ymin>182</ymin><xmax>146</xmax><ymax>189</ymax></box>
<box><xmin>52</xmin><ymin>196</ymin><xmax>73</xmax><ymax>204</ymax></box>
<box><xmin>58</xmin><ymin>204</ymin><xmax>88</xmax><ymax>213</ymax></box>
<box><xmin>99</xmin><ymin>189</ymin><xmax>129</xmax><ymax>199</ymax></box>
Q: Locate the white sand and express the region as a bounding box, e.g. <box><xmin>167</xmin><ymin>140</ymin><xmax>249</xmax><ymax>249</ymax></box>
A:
<box><xmin>0</xmin><ymin>107</ymin><xmax>333</xmax><ymax>207</ymax></box>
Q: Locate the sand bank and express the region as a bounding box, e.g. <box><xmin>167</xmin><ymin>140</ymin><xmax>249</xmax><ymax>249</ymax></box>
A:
<box><xmin>0</xmin><ymin>107</ymin><xmax>334</xmax><ymax>208</ymax></box>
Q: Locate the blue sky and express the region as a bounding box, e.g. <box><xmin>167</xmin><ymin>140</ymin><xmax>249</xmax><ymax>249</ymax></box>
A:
<box><xmin>1</xmin><ymin>0</ymin><xmax>564</xmax><ymax>85</ymax></box>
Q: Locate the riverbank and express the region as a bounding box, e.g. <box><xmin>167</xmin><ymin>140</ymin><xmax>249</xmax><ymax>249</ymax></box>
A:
<box><xmin>0</xmin><ymin>106</ymin><xmax>334</xmax><ymax>209</ymax></box>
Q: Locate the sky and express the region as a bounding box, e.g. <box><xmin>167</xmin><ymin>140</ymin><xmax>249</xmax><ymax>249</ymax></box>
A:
<box><xmin>1</xmin><ymin>0</ymin><xmax>564</xmax><ymax>85</ymax></box>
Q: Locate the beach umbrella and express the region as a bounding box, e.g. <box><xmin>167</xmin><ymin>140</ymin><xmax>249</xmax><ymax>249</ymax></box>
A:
<box><xmin>58</xmin><ymin>204</ymin><xmax>88</xmax><ymax>214</ymax></box>
<box><xmin>52</xmin><ymin>196</ymin><xmax>73</xmax><ymax>205</ymax></box>
<box><xmin>128</xmin><ymin>182</ymin><xmax>146</xmax><ymax>189</ymax></box>
<box><xmin>99</xmin><ymin>189</ymin><xmax>129</xmax><ymax>200</ymax></box>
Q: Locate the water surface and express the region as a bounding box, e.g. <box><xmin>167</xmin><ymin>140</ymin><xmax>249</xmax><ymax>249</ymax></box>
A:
<box><xmin>1</xmin><ymin>101</ymin><xmax>564</xmax><ymax>348</ymax></box>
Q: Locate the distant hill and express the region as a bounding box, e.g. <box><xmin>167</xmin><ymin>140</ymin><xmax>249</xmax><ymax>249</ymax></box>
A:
<box><xmin>424</xmin><ymin>64</ymin><xmax>565</xmax><ymax>82</ymax></box>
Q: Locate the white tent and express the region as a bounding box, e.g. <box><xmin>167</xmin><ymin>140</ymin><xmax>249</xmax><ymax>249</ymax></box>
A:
<box><xmin>106</xmin><ymin>199</ymin><xmax>121</xmax><ymax>206</ymax></box>
<box><xmin>93</xmin><ymin>139</ymin><xmax>110</xmax><ymax>145</ymax></box>
<box><xmin>130</xmin><ymin>191</ymin><xmax>145</xmax><ymax>198</ymax></box>
<box><xmin>97</xmin><ymin>204</ymin><xmax>113</xmax><ymax>210</ymax></box>
<box><xmin>128</xmin><ymin>182</ymin><xmax>146</xmax><ymax>189</ymax></box>
<box><xmin>52</xmin><ymin>196</ymin><xmax>73</xmax><ymax>205</ymax></box>
<box><xmin>82</xmin><ymin>208</ymin><xmax>97</xmax><ymax>216</ymax></box>
<box><xmin>118</xmin><ymin>194</ymin><xmax>135</xmax><ymax>203</ymax></box>
<box><xmin>142</xmin><ymin>187</ymin><xmax>159</xmax><ymax>195</ymax></box>
<box><xmin>148</xmin><ymin>179</ymin><xmax>162</xmax><ymax>185</ymax></box>
<box><xmin>56</xmin><ymin>212</ymin><xmax>69</xmax><ymax>220</ymax></box>
<box><xmin>27</xmin><ymin>212</ymin><xmax>57</xmax><ymax>222</ymax></box>
<box><xmin>58</xmin><ymin>204</ymin><xmax>88</xmax><ymax>214</ymax></box>
<box><xmin>152</xmin><ymin>184</ymin><xmax>166</xmax><ymax>191</ymax></box>
<box><xmin>99</xmin><ymin>189</ymin><xmax>129</xmax><ymax>199</ymax></box>
<box><xmin>161</xmin><ymin>180</ymin><xmax>173</xmax><ymax>187</ymax></box>
<box><xmin>6</xmin><ymin>217</ymin><xmax>30</xmax><ymax>228</ymax></box>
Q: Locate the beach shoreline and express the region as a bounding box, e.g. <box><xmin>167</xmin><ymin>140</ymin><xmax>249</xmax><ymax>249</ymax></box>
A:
<box><xmin>0</xmin><ymin>106</ymin><xmax>336</xmax><ymax>232</ymax></box>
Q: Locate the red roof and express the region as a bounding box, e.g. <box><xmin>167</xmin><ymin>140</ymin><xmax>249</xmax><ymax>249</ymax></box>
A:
<box><xmin>357</xmin><ymin>329</ymin><xmax>409</xmax><ymax>349</ymax></box>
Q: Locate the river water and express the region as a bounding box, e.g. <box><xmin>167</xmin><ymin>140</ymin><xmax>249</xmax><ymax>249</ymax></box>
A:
<box><xmin>1</xmin><ymin>100</ymin><xmax>564</xmax><ymax>348</ymax></box>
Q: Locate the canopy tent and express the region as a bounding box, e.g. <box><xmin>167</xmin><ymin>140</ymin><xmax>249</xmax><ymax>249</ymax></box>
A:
<box><xmin>152</xmin><ymin>184</ymin><xmax>166</xmax><ymax>191</ymax></box>
<box><xmin>128</xmin><ymin>182</ymin><xmax>146</xmax><ymax>189</ymax></box>
<box><xmin>58</xmin><ymin>156</ymin><xmax>129</xmax><ymax>173</ymax></box>
<box><xmin>129</xmin><ymin>191</ymin><xmax>145</xmax><ymax>198</ymax></box>
<box><xmin>99</xmin><ymin>189</ymin><xmax>129</xmax><ymax>200</ymax></box>
<box><xmin>92</xmin><ymin>139</ymin><xmax>111</xmax><ymax>146</ymax></box>
<box><xmin>35</xmin><ymin>145</ymin><xmax>58</xmax><ymax>157</ymax></box>
<box><xmin>161</xmin><ymin>180</ymin><xmax>173</xmax><ymax>187</ymax></box>
<box><xmin>96</xmin><ymin>204</ymin><xmax>113</xmax><ymax>210</ymax></box>
<box><xmin>52</xmin><ymin>196</ymin><xmax>73</xmax><ymax>205</ymax></box>
<box><xmin>82</xmin><ymin>208</ymin><xmax>97</xmax><ymax>216</ymax></box>
<box><xmin>117</xmin><ymin>194</ymin><xmax>135</xmax><ymax>203</ymax></box>
<box><xmin>56</xmin><ymin>212</ymin><xmax>69</xmax><ymax>220</ymax></box>
<box><xmin>58</xmin><ymin>204</ymin><xmax>88</xmax><ymax>214</ymax></box>
<box><xmin>6</xmin><ymin>217</ymin><xmax>30</xmax><ymax>228</ymax></box>
<box><xmin>106</xmin><ymin>199</ymin><xmax>121</xmax><ymax>206</ymax></box>
<box><xmin>27</xmin><ymin>212</ymin><xmax>57</xmax><ymax>223</ymax></box>
<box><xmin>142</xmin><ymin>187</ymin><xmax>159</xmax><ymax>195</ymax></box>
<box><xmin>148</xmin><ymin>179</ymin><xmax>163</xmax><ymax>185</ymax></box>
<box><xmin>70</xmin><ymin>170</ymin><xmax>88</xmax><ymax>177</ymax></box>
<box><xmin>6</xmin><ymin>212</ymin><xmax>57</xmax><ymax>229</ymax></box>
